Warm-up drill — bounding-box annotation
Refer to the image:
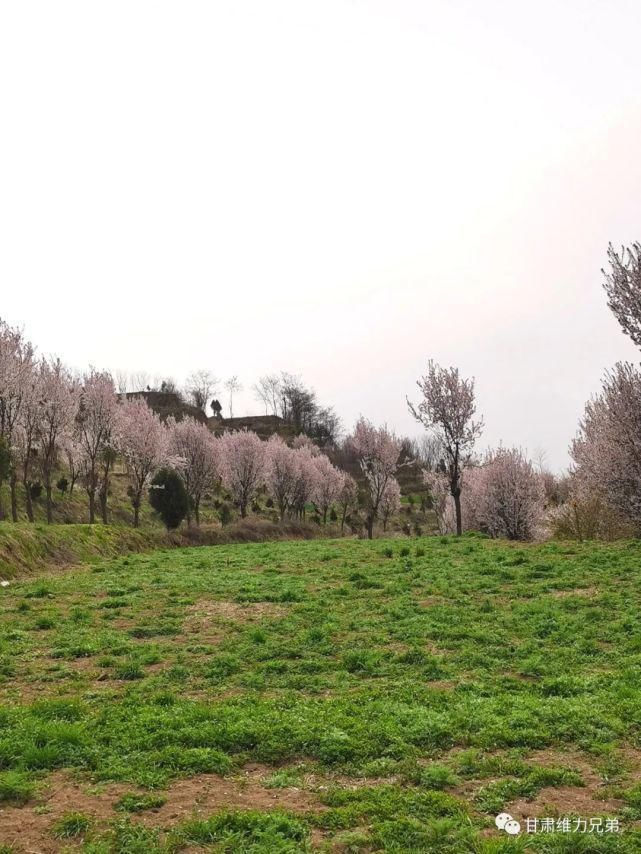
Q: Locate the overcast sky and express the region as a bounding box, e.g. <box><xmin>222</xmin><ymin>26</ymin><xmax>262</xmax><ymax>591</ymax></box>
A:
<box><xmin>2</xmin><ymin>1</ymin><xmax>641</xmax><ymax>470</ymax></box>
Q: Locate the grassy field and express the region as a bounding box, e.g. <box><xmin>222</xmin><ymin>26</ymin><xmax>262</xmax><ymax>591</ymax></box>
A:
<box><xmin>1</xmin><ymin>535</ymin><xmax>641</xmax><ymax>851</ymax></box>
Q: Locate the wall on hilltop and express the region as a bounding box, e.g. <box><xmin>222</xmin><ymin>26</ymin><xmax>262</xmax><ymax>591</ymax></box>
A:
<box><xmin>125</xmin><ymin>392</ymin><xmax>207</xmax><ymax>424</ymax></box>
<box><xmin>208</xmin><ymin>414</ymin><xmax>295</xmax><ymax>440</ymax></box>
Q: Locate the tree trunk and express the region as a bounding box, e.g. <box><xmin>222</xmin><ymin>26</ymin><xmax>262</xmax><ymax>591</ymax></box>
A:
<box><xmin>240</xmin><ymin>504</ymin><xmax>247</xmax><ymax>518</ymax></box>
<box><xmin>45</xmin><ymin>483</ymin><xmax>53</xmax><ymax>524</ymax></box>
<box><xmin>24</xmin><ymin>479</ymin><xmax>34</xmax><ymax>522</ymax></box>
<box><xmin>100</xmin><ymin>488</ymin><xmax>108</xmax><ymax>524</ymax></box>
<box><xmin>453</xmin><ymin>492</ymin><xmax>462</xmax><ymax>536</ymax></box>
<box><xmin>133</xmin><ymin>502</ymin><xmax>140</xmax><ymax>527</ymax></box>
<box><xmin>88</xmin><ymin>490</ymin><xmax>96</xmax><ymax>524</ymax></box>
<box><xmin>194</xmin><ymin>502</ymin><xmax>200</xmax><ymax>526</ymax></box>
<box><xmin>366</xmin><ymin>514</ymin><xmax>374</xmax><ymax>539</ymax></box>
<box><xmin>10</xmin><ymin>474</ymin><xmax>18</xmax><ymax>522</ymax></box>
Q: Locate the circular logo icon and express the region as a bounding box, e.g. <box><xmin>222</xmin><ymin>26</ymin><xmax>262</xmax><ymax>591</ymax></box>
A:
<box><xmin>495</xmin><ymin>813</ymin><xmax>512</xmax><ymax>830</ymax></box>
<box><xmin>504</xmin><ymin>819</ymin><xmax>521</xmax><ymax>835</ymax></box>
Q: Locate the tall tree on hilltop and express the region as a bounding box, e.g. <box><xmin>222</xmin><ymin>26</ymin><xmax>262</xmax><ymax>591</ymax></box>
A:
<box><xmin>186</xmin><ymin>370</ymin><xmax>219</xmax><ymax>413</ymax></box>
<box><xmin>224</xmin><ymin>376</ymin><xmax>242</xmax><ymax>419</ymax></box>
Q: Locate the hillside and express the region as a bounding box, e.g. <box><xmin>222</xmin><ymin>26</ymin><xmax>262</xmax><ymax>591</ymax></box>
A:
<box><xmin>0</xmin><ymin>536</ymin><xmax>639</xmax><ymax>851</ymax></box>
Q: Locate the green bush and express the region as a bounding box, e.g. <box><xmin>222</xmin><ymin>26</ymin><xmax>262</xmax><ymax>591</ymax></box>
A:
<box><xmin>148</xmin><ymin>468</ymin><xmax>189</xmax><ymax>530</ymax></box>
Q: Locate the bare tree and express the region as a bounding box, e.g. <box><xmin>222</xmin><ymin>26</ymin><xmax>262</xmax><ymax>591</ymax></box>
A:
<box><xmin>408</xmin><ymin>360</ymin><xmax>483</xmax><ymax>535</ymax></box>
<box><xmin>130</xmin><ymin>371</ymin><xmax>150</xmax><ymax>392</ymax></box>
<box><xmin>115</xmin><ymin>370</ymin><xmax>129</xmax><ymax>397</ymax></box>
<box><xmin>603</xmin><ymin>241</ymin><xmax>641</xmax><ymax>347</ymax></box>
<box><xmin>414</xmin><ymin>434</ymin><xmax>445</xmax><ymax>471</ymax></box>
<box><xmin>225</xmin><ymin>376</ymin><xmax>242</xmax><ymax>418</ymax></box>
<box><xmin>186</xmin><ymin>370</ymin><xmax>219</xmax><ymax>412</ymax></box>
<box><xmin>252</xmin><ymin>374</ymin><xmax>282</xmax><ymax>415</ymax></box>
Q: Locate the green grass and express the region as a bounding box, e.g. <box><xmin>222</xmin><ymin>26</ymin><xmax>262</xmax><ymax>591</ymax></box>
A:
<box><xmin>52</xmin><ymin>810</ymin><xmax>93</xmax><ymax>838</ymax></box>
<box><xmin>0</xmin><ymin>534</ymin><xmax>640</xmax><ymax>850</ymax></box>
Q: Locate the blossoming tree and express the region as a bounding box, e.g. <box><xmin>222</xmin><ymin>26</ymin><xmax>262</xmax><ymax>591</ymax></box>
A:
<box><xmin>408</xmin><ymin>360</ymin><xmax>483</xmax><ymax>535</ymax></box>
<box><xmin>169</xmin><ymin>417</ymin><xmax>220</xmax><ymax>525</ymax></box>
<box><xmin>114</xmin><ymin>397</ymin><xmax>169</xmax><ymax>526</ymax></box>
<box><xmin>218</xmin><ymin>430</ymin><xmax>265</xmax><ymax>518</ymax></box>
<box><xmin>348</xmin><ymin>417</ymin><xmax>401</xmax><ymax>538</ymax></box>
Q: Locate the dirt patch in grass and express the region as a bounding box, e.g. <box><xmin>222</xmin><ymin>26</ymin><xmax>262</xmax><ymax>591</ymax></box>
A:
<box><xmin>418</xmin><ymin>596</ymin><xmax>447</xmax><ymax>607</ymax></box>
<box><xmin>505</xmin><ymin>749</ymin><xmax>624</xmax><ymax>820</ymax></box>
<box><xmin>507</xmin><ymin>785</ymin><xmax>623</xmax><ymax>820</ymax></box>
<box><xmin>184</xmin><ymin>599</ymin><xmax>288</xmax><ymax>636</ymax></box>
<box><xmin>136</xmin><ymin>768</ymin><xmax>322</xmax><ymax>826</ymax></box>
<box><xmin>525</xmin><ymin>749</ymin><xmax>603</xmax><ymax>784</ymax></box>
<box><xmin>426</xmin><ymin>680</ymin><xmax>457</xmax><ymax>691</ymax></box>
<box><xmin>0</xmin><ymin>771</ymin><xmax>130</xmax><ymax>853</ymax></box>
<box><xmin>0</xmin><ymin>767</ymin><xmax>324</xmax><ymax>851</ymax></box>
<box><xmin>547</xmin><ymin>587</ymin><xmax>599</xmax><ymax>598</ymax></box>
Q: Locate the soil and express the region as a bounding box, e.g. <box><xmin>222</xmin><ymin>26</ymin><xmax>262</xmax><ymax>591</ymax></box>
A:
<box><xmin>0</xmin><ymin>766</ymin><xmax>324</xmax><ymax>852</ymax></box>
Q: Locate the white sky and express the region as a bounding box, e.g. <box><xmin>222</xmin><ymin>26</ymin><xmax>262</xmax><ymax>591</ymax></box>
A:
<box><xmin>2</xmin><ymin>0</ymin><xmax>641</xmax><ymax>470</ymax></box>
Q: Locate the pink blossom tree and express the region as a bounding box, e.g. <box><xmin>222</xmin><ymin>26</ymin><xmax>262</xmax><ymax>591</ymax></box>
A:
<box><xmin>380</xmin><ymin>477</ymin><xmax>401</xmax><ymax>532</ymax></box>
<box><xmin>338</xmin><ymin>472</ymin><xmax>359</xmax><ymax>534</ymax></box>
<box><xmin>347</xmin><ymin>418</ymin><xmax>401</xmax><ymax>538</ymax></box>
<box><xmin>114</xmin><ymin>397</ymin><xmax>169</xmax><ymax>526</ymax></box>
<box><xmin>36</xmin><ymin>358</ymin><xmax>80</xmax><ymax>523</ymax></box>
<box><xmin>463</xmin><ymin>448</ymin><xmax>545</xmax><ymax>540</ymax></box>
<box><xmin>291</xmin><ymin>434</ymin><xmax>321</xmax><ymax>455</ymax></box>
<box><xmin>13</xmin><ymin>369</ymin><xmax>42</xmax><ymax>522</ymax></box>
<box><xmin>311</xmin><ymin>453</ymin><xmax>344</xmax><ymax>524</ymax></box>
<box><xmin>169</xmin><ymin>418</ymin><xmax>220</xmax><ymax>525</ymax></box>
<box><xmin>76</xmin><ymin>370</ymin><xmax>118</xmax><ymax>523</ymax></box>
<box><xmin>602</xmin><ymin>242</ymin><xmax>641</xmax><ymax>347</ymax></box>
<box><xmin>290</xmin><ymin>445</ymin><xmax>319</xmax><ymax>520</ymax></box>
<box><xmin>0</xmin><ymin>320</ymin><xmax>35</xmax><ymax>520</ymax></box>
<box><xmin>264</xmin><ymin>435</ymin><xmax>299</xmax><ymax>520</ymax></box>
<box><xmin>408</xmin><ymin>360</ymin><xmax>483</xmax><ymax>535</ymax></box>
<box><xmin>62</xmin><ymin>434</ymin><xmax>83</xmax><ymax>498</ymax></box>
<box><xmin>571</xmin><ymin>361</ymin><xmax>641</xmax><ymax>532</ymax></box>
<box><xmin>218</xmin><ymin>430</ymin><xmax>265</xmax><ymax>518</ymax></box>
